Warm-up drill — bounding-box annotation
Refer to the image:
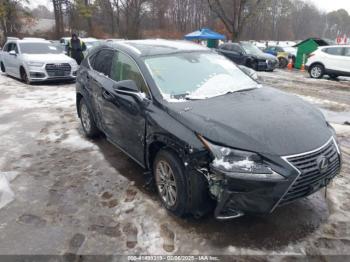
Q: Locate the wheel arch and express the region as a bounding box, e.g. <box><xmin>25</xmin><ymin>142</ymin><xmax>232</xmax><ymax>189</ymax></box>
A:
<box><xmin>308</xmin><ymin>61</ymin><xmax>325</xmax><ymax>72</ymax></box>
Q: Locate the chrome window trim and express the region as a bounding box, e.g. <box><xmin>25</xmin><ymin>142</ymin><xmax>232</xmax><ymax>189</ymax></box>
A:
<box><xmin>270</xmin><ymin>136</ymin><xmax>338</xmax><ymax>213</ymax></box>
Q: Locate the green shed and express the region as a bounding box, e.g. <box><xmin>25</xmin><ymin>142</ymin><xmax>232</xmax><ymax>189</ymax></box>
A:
<box><xmin>293</xmin><ymin>38</ymin><xmax>329</xmax><ymax>69</ymax></box>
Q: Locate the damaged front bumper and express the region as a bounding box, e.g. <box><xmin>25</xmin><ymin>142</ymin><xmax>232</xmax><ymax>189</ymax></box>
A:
<box><xmin>209</xmin><ymin>167</ymin><xmax>291</xmax><ymax>219</ymax></box>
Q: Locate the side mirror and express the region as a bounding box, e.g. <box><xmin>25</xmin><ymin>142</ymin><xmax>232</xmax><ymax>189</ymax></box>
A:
<box><xmin>113</xmin><ymin>80</ymin><xmax>146</xmax><ymax>101</ymax></box>
<box><xmin>114</xmin><ymin>80</ymin><xmax>139</xmax><ymax>92</ymax></box>
<box><xmin>9</xmin><ymin>50</ymin><xmax>17</xmax><ymax>56</ymax></box>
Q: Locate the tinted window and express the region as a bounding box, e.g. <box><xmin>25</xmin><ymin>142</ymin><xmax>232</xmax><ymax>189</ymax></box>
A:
<box><xmin>325</xmin><ymin>47</ymin><xmax>343</xmax><ymax>56</ymax></box>
<box><xmin>344</xmin><ymin>48</ymin><xmax>350</xmax><ymax>57</ymax></box>
<box><xmin>3</xmin><ymin>43</ymin><xmax>10</xmax><ymax>52</ymax></box>
<box><xmin>92</xmin><ymin>49</ymin><xmax>114</xmax><ymax>76</ymax></box>
<box><xmin>111</xmin><ymin>51</ymin><xmax>148</xmax><ymax>95</ymax></box>
<box><xmin>219</xmin><ymin>44</ymin><xmax>228</xmax><ymax>50</ymax></box>
<box><xmin>228</xmin><ymin>44</ymin><xmax>242</xmax><ymax>53</ymax></box>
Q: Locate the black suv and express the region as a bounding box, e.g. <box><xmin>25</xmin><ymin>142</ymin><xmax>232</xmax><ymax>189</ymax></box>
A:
<box><xmin>218</xmin><ymin>42</ymin><xmax>279</xmax><ymax>71</ymax></box>
<box><xmin>76</xmin><ymin>40</ymin><xmax>341</xmax><ymax>220</ymax></box>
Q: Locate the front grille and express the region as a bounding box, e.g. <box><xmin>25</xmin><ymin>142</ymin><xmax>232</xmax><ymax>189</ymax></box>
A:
<box><xmin>45</xmin><ymin>63</ymin><xmax>71</xmax><ymax>77</ymax></box>
<box><xmin>279</xmin><ymin>138</ymin><xmax>340</xmax><ymax>206</ymax></box>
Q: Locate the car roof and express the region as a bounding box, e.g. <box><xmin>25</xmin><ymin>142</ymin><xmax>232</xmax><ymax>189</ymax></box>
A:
<box><xmin>319</xmin><ymin>45</ymin><xmax>350</xmax><ymax>48</ymax></box>
<box><xmin>110</xmin><ymin>39</ymin><xmax>209</xmax><ymax>57</ymax></box>
<box><xmin>7</xmin><ymin>38</ymin><xmax>49</xmax><ymax>44</ymax></box>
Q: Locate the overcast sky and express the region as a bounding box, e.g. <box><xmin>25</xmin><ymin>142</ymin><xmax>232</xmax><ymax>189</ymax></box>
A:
<box><xmin>29</xmin><ymin>0</ymin><xmax>350</xmax><ymax>13</ymax></box>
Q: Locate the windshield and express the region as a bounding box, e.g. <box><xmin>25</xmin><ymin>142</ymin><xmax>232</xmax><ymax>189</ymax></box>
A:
<box><xmin>241</xmin><ymin>42</ymin><xmax>264</xmax><ymax>56</ymax></box>
<box><xmin>144</xmin><ymin>52</ymin><xmax>259</xmax><ymax>101</ymax></box>
<box><xmin>20</xmin><ymin>42</ymin><xmax>63</xmax><ymax>54</ymax></box>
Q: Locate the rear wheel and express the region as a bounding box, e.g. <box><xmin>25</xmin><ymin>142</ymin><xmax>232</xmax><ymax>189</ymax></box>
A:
<box><xmin>309</xmin><ymin>64</ymin><xmax>324</xmax><ymax>79</ymax></box>
<box><xmin>79</xmin><ymin>98</ymin><xmax>99</xmax><ymax>138</ymax></box>
<box><xmin>329</xmin><ymin>74</ymin><xmax>338</xmax><ymax>80</ymax></box>
<box><xmin>278</xmin><ymin>57</ymin><xmax>288</xmax><ymax>68</ymax></box>
<box><xmin>0</xmin><ymin>62</ymin><xmax>5</xmax><ymax>73</ymax></box>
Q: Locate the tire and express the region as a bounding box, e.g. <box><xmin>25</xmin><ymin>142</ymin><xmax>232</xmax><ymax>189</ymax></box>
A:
<box><xmin>329</xmin><ymin>74</ymin><xmax>338</xmax><ymax>80</ymax></box>
<box><xmin>153</xmin><ymin>149</ymin><xmax>190</xmax><ymax>217</ymax></box>
<box><xmin>20</xmin><ymin>68</ymin><xmax>31</xmax><ymax>85</ymax></box>
<box><xmin>79</xmin><ymin>98</ymin><xmax>99</xmax><ymax>138</ymax></box>
<box><xmin>0</xmin><ymin>62</ymin><xmax>5</xmax><ymax>73</ymax></box>
<box><xmin>309</xmin><ymin>64</ymin><xmax>324</xmax><ymax>79</ymax></box>
<box><xmin>278</xmin><ymin>57</ymin><xmax>288</xmax><ymax>69</ymax></box>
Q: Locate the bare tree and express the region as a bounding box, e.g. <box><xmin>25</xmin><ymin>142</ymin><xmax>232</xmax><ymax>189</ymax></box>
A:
<box><xmin>207</xmin><ymin>0</ymin><xmax>263</xmax><ymax>41</ymax></box>
<box><xmin>52</xmin><ymin>0</ymin><xmax>65</xmax><ymax>37</ymax></box>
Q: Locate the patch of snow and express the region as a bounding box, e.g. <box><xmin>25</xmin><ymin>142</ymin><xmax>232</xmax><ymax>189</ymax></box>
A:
<box><xmin>60</xmin><ymin>129</ymin><xmax>98</xmax><ymax>150</ymax></box>
<box><xmin>0</xmin><ymin>171</ymin><xmax>19</xmax><ymax>210</ymax></box>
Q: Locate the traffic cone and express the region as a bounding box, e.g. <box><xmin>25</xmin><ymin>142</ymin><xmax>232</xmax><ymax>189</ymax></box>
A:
<box><xmin>300</xmin><ymin>62</ymin><xmax>305</xmax><ymax>72</ymax></box>
<box><xmin>287</xmin><ymin>59</ymin><xmax>293</xmax><ymax>70</ymax></box>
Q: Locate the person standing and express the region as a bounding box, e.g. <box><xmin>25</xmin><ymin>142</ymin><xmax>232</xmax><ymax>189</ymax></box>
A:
<box><xmin>67</xmin><ymin>33</ymin><xmax>86</xmax><ymax>65</ymax></box>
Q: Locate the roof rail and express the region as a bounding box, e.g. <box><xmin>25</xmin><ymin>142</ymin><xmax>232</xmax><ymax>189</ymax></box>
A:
<box><xmin>7</xmin><ymin>37</ymin><xmax>19</xmax><ymax>40</ymax></box>
<box><xmin>22</xmin><ymin>37</ymin><xmax>46</xmax><ymax>41</ymax></box>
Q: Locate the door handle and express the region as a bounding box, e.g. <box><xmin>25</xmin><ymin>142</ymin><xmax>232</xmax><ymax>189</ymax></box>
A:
<box><xmin>102</xmin><ymin>90</ymin><xmax>115</xmax><ymax>101</ymax></box>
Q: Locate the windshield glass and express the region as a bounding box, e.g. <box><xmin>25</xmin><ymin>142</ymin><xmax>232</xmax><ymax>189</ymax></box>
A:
<box><xmin>20</xmin><ymin>42</ymin><xmax>63</xmax><ymax>54</ymax></box>
<box><xmin>241</xmin><ymin>42</ymin><xmax>264</xmax><ymax>56</ymax></box>
<box><xmin>144</xmin><ymin>52</ymin><xmax>259</xmax><ymax>101</ymax></box>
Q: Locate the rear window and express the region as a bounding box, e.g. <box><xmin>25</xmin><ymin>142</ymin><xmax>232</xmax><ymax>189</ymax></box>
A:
<box><xmin>324</xmin><ymin>47</ymin><xmax>343</xmax><ymax>56</ymax></box>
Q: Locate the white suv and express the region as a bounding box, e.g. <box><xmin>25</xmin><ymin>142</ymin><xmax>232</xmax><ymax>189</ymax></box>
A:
<box><xmin>306</xmin><ymin>45</ymin><xmax>350</xmax><ymax>79</ymax></box>
<box><xmin>0</xmin><ymin>38</ymin><xmax>78</xmax><ymax>84</ymax></box>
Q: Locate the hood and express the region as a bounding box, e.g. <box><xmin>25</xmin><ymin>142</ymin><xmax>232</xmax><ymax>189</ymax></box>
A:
<box><xmin>22</xmin><ymin>53</ymin><xmax>75</xmax><ymax>64</ymax></box>
<box><xmin>165</xmin><ymin>87</ymin><xmax>332</xmax><ymax>156</ymax></box>
<box><xmin>251</xmin><ymin>52</ymin><xmax>277</xmax><ymax>61</ymax></box>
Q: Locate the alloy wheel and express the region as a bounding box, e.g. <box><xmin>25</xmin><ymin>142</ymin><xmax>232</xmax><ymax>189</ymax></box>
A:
<box><xmin>155</xmin><ymin>160</ymin><xmax>177</xmax><ymax>207</ymax></box>
<box><xmin>311</xmin><ymin>66</ymin><xmax>322</xmax><ymax>78</ymax></box>
<box><xmin>80</xmin><ymin>103</ymin><xmax>91</xmax><ymax>133</ymax></box>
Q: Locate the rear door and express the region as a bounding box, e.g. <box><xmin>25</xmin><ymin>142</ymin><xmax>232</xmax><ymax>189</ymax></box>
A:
<box><xmin>323</xmin><ymin>47</ymin><xmax>344</xmax><ymax>72</ymax></box>
<box><xmin>341</xmin><ymin>47</ymin><xmax>350</xmax><ymax>73</ymax></box>
<box><xmin>88</xmin><ymin>49</ymin><xmax>115</xmax><ymax>132</ymax></box>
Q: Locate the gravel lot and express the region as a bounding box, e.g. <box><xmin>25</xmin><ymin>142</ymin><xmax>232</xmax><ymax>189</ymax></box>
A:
<box><xmin>0</xmin><ymin>70</ymin><xmax>349</xmax><ymax>259</ymax></box>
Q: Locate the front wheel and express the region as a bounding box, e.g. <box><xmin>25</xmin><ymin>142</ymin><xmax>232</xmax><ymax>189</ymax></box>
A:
<box><xmin>79</xmin><ymin>98</ymin><xmax>100</xmax><ymax>138</ymax></box>
<box><xmin>309</xmin><ymin>64</ymin><xmax>324</xmax><ymax>79</ymax></box>
<box><xmin>153</xmin><ymin>150</ymin><xmax>189</xmax><ymax>217</ymax></box>
<box><xmin>20</xmin><ymin>68</ymin><xmax>31</xmax><ymax>85</ymax></box>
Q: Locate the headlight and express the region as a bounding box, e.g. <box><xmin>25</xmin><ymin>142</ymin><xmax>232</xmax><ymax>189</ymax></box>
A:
<box><xmin>27</xmin><ymin>61</ymin><xmax>44</xmax><ymax>67</ymax></box>
<box><xmin>198</xmin><ymin>136</ymin><xmax>284</xmax><ymax>181</ymax></box>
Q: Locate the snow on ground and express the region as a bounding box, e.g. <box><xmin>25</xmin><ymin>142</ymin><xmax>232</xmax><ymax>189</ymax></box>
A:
<box><xmin>0</xmin><ymin>71</ymin><xmax>349</xmax><ymax>257</ymax></box>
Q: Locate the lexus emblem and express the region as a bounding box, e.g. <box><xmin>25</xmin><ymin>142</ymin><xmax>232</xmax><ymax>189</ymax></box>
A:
<box><xmin>317</xmin><ymin>156</ymin><xmax>329</xmax><ymax>173</ymax></box>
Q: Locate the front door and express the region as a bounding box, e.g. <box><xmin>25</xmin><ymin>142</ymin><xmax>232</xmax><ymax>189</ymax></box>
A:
<box><xmin>99</xmin><ymin>50</ymin><xmax>149</xmax><ymax>166</ymax></box>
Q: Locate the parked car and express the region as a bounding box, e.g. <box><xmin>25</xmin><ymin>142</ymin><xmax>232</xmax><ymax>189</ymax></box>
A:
<box><xmin>0</xmin><ymin>38</ymin><xmax>78</xmax><ymax>84</ymax></box>
<box><xmin>218</xmin><ymin>42</ymin><xmax>279</xmax><ymax>71</ymax></box>
<box><xmin>306</xmin><ymin>45</ymin><xmax>350</xmax><ymax>79</ymax></box>
<box><xmin>264</xmin><ymin>46</ymin><xmax>295</xmax><ymax>68</ymax></box>
<box><xmin>76</xmin><ymin>40</ymin><xmax>341</xmax><ymax>220</ymax></box>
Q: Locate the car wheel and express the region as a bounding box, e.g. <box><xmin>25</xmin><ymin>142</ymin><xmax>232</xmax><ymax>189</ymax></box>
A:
<box><xmin>153</xmin><ymin>149</ymin><xmax>189</xmax><ymax>217</ymax></box>
<box><xmin>79</xmin><ymin>98</ymin><xmax>99</xmax><ymax>138</ymax></box>
<box><xmin>278</xmin><ymin>57</ymin><xmax>288</xmax><ymax>68</ymax></box>
<box><xmin>329</xmin><ymin>74</ymin><xmax>338</xmax><ymax>80</ymax></box>
<box><xmin>20</xmin><ymin>68</ymin><xmax>31</xmax><ymax>85</ymax></box>
<box><xmin>0</xmin><ymin>62</ymin><xmax>5</xmax><ymax>73</ymax></box>
<box><xmin>309</xmin><ymin>64</ymin><xmax>324</xmax><ymax>79</ymax></box>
